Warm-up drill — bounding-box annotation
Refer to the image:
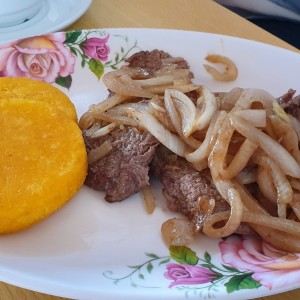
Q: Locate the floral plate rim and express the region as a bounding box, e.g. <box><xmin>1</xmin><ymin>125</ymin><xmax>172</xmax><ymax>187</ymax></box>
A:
<box><xmin>0</xmin><ymin>28</ymin><xmax>300</xmax><ymax>300</ymax></box>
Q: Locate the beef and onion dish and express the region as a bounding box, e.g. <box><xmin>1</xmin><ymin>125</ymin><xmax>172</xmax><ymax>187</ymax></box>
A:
<box><xmin>79</xmin><ymin>49</ymin><xmax>300</xmax><ymax>252</ymax></box>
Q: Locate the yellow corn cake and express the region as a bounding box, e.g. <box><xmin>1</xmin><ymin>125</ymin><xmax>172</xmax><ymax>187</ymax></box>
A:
<box><xmin>0</xmin><ymin>77</ymin><xmax>77</xmax><ymax>122</ymax></box>
<box><xmin>0</xmin><ymin>99</ymin><xmax>87</xmax><ymax>233</ymax></box>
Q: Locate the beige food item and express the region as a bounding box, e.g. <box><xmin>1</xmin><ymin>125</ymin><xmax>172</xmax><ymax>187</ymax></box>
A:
<box><xmin>0</xmin><ymin>99</ymin><xmax>87</xmax><ymax>233</ymax></box>
<box><xmin>0</xmin><ymin>77</ymin><xmax>77</xmax><ymax>121</ymax></box>
<box><xmin>203</xmin><ymin>54</ymin><xmax>238</xmax><ymax>81</ymax></box>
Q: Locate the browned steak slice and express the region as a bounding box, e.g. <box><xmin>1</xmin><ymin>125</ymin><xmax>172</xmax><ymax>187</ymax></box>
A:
<box><xmin>84</xmin><ymin>126</ymin><xmax>159</xmax><ymax>202</ymax></box>
<box><xmin>151</xmin><ymin>146</ymin><xmax>253</xmax><ymax>234</ymax></box>
<box><xmin>125</xmin><ymin>49</ymin><xmax>192</xmax><ymax>76</ymax></box>
<box><xmin>277</xmin><ymin>88</ymin><xmax>300</xmax><ymax>120</ymax></box>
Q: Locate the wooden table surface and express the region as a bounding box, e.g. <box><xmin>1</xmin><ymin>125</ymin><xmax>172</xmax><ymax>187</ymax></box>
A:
<box><xmin>1</xmin><ymin>0</ymin><xmax>299</xmax><ymax>299</ymax></box>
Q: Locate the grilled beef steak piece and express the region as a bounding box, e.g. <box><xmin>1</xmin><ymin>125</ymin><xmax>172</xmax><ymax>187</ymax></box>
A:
<box><xmin>84</xmin><ymin>126</ymin><xmax>159</xmax><ymax>202</ymax></box>
<box><xmin>151</xmin><ymin>145</ymin><xmax>253</xmax><ymax>234</ymax></box>
<box><xmin>151</xmin><ymin>146</ymin><xmax>230</xmax><ymax>219</ymax></box>
<box><xmin>125</xmin><ymin>49</ymin><xmax>192</xmax><ymax>76</ymax></box>
<box><xmin>277</xmin><ymin>89</ymin><xmax>300</xmax><ymax>120</ymax></box>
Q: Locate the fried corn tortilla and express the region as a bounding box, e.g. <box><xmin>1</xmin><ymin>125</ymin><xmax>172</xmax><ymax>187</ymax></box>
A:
<box><xmin>0</xmin><ymin>77</ymin><xmax>77</xmax><ymax>122</ymax></box>
<box><xmin>0</xmin><ymin>99</ymin><xmax>87</xmax><ymax>233</ymax></box>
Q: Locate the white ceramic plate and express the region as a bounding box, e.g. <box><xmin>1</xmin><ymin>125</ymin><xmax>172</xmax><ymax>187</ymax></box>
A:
<box><xmin>0</xmin><ymin>0</ymin><xmax>92</xmax><ymax>44</ymax></box>
<box><xmin>0</xmin><ymin>28</ymin><xmax>300</xmax><ymax>300</ymax></box>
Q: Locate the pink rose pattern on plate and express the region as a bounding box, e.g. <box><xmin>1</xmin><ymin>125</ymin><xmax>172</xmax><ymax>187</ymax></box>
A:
<box><xmin>164</xmin><ymin>263</ymin><xmax>218</xmax><ymax>287</ymax></box>
<box><xmin>0</xmin><ymin>33</ymin><xmax>75</xmax><ymax>84</ymax></box>
<box><xmin>0</xmin><ymin>30</ymin><xmax>139</xmax><ymax>89</ymax></box>
<box><xmin>220</xmin><ymin>235</ymin><xmax>300</xmax><ymax>290</ymax></box>
<box><xmin>82</xmin><ymin>36</ymin><xmax>110</xmax><ymax>61</ymax></box>
<box><xmin>104</xmin><ymin>236</ymin><xmax>300</xmax><ymax>297</ymax></box>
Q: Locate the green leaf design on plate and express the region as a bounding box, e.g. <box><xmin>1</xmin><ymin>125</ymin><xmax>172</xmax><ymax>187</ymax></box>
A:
<box><xmin>204</xmin><ymin>251</ymin><xmax>211</xmax><ymax>263</ymax></box>
<box><xmin>169</xmin><ymin>246</ymin><xmax>199</xmax><ymax>265</ymax></box>
<box><xmin>146</xmin><ymin>253</ymin><xmax>160</xmax><ymax>259</ymax></box>
<box><xmin>69</xmin><ymin>46</ymin><xmax>77</xmax><ymax>56</ymax></box>
<box><xmin>222</xmin><ymin>264</ymin><xmax>240</xmax><ymax>273</ymax></box>
<box><xmin>147</xmin><ymin>262</ymin><xmax>153</xmax><ymax>273</ymax></box>
<box><xmin>55</xmin><ymin>75</ymin><xmax>72</xmax><ymax>89</ymax></box>
<box><xmin>88</xmin><ymin>58</ymin><xmax>104</xmax><ymax>79</ymax></box>
<box><xmin>65</xmin><ymin>30</ymin><xmax>82</xmax><ymax>44</ymax></box>
<box><xmin>225</xmin><ymin>274</ymin><xmax>261</xmax><ymax>293</ymax></box>
<box><xmin>159</xmin><ymin>258</ymin><xmax>171</xmax><ymax>265</ymax></box>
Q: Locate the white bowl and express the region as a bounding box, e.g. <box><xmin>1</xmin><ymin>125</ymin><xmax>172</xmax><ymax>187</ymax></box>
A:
<box><xmin>0</xmin><ymin>0</ymin><xmax>43</xmax><ymax>27</ymax></box>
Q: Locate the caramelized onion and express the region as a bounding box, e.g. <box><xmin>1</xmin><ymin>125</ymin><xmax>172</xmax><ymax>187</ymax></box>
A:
<box><xmin>270</xmin><ymin>115</ymin><xmax>300</xmax><ymax>164</ymax></box>
<box><xmin>195</xmin><ymin>86</ymin><xmax>218</xmax><ymax>131</ymax></box>
<box><xmin>202</xmin><ymin>187</ymin><xmax>243</xmax><ymax>237</ymax></box>
<box><xmin>234</xmin><ymin>181</ymin><xmax>300</xmax><ymax>252</ymax></box>
<box><xmin>141</xmin><ymin>185</ymin><xmax>156</xmax><ymax>214</ymax></box>
<box><xmin>79</xmin><ymin>94</ymin><xmax>130</xmax><ymax>130</ymax></box>
<box><xmin>217</xmin><ymin>87</ymin><xmax>243</xmax><ymax>111</ymax></box>
<box><xmin>203</xmin><ymin>54</ymin><xmax>238</xmax><ymax>81</ymax></box>
<box><xmin>256</xmin><ymin>166</ymin><xmax>277</xmax><ymax>204</ymax></box>
<box><xmin>80</xmin><ymin>53</ymin><xmax>300</xmax><ymax>252</ymax></box>
<box><xmin>233</xmin><ymin>88</ymin><xmax>276</xmax><ymax>115</ymax></box>
<box><xmin>103</xmin><ymin>67</ymin><xmax>154</xmax><ymax>98</ymax></box>
<box><xmin>220</xmin><ymin>139</ymin><xmax>258</xmax><ymax>179</ymax></box>
<box><xmin>128</xmin><ymin>109</ymin><xmax>189</xmax><ymax>156</ymax></box>
<box><xmin>91</xmin><ymin>122</ymin><xmax>116</xmax><ymax>138</ymax></box>
<box><xmin>185</xmin><ymin>111</ymin><xmax>226</xmax><ymax>165</ymax></box>
<box><xmin>161</xmin><ymin>218</ymin><xmax>195</xmax><ymax>246</ymax></box>
<box><xmin>164</xmin><ymin>89</ymin><xmax>201</xmax><ymax>149</ymax></box>
<box><xmin>233</xmin><ymin>109</ymin><xmax>266</xmax><ymax>128</ymax></box>
<box><xmin>230</xmin><ymin>114</ymin><xmax>300</xmax><ymax>178</ymax></box>
<box><xmin>87</xmin><ymin>141</ymin><xmax>113</xmax><ymax>164</ymax></box>
<box><xmin>165</xmin><ymin>89</ymin><xmax>197</xmax><ymax>137</ymax></box>
<box><xmin>165</xmin><ymin>87</ymin><xmax>217</xmax><ymax>138</ymax></box>
<box><xmin>208</xmin><ymin>117</ymin><xmax>244</xmax><ymax>236</ymax></box>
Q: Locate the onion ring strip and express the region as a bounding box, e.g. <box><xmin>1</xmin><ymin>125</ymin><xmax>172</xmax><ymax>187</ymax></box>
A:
<box><xmin>166</xmin><ymin>89</ymin><xmax>197</xmax><ymax>137</ymax></box>
<box><xmin>141</xmin><ymin>185</ymin><xmax>156</xmax><ymax>214</ymax></box>
<box><xmin>234</xmin><ymin>181</ymin><xmax>300</xmax><ymax>252</ymax></box>
<box><xmin>195</xmin><ymin>87</ymin><xmax>218</xmax><ymax>131</ymax></box>
<box><xmin>252</xmin><ymin>152</ymin><xmax>293</xmax><ymax>205</ymax></box>
<box><xmin>103</xmin><ymin>67</ymin><xmax>154</xmax><ymax>98</ymax></box>
<box><xmin>207</xmin><ymin>116</ymin><xmax>243</xmax><ymax>236</ymax></box>
<box><xmin>233</xmin><ymin>88</ymin><xmax>276</xmax><ymax>115</ymax></box>
<box><xmin>270</xmin><ymin>115</ymin><xmax>300</xmax><ymax>164</ymax></box>
<box><xmin>87</xmin><ymin>141</ymin><xmax>113</xmax><ymax>164</ymax></box>
<box><xmin>230</xmin><ymin>114</ymin><xmax>300</xmax><ymax>178</ymax></box>
<box><xmin>91</xmin><ymin>122</ymin><xmax>117</xmax><ymax>138</ymax></box>
<box><xmin>291</xmin><ymin>194</ymin><xmax>300</xmax><ymax>219</ymax></box>
<box><xmin>185</xmin><ymin>111</ymin><xmax>226</xmax><ymax>164</ymax></box>
<box><xmin>164</xmin><ymin>89</ymin><xmax>201</xmax><ymax>149</ymax></box>
<box><xmin>208</xmin><ymin>116</ymin><xmax>234</xmax><ymax>179</ymax></box>
<box><xmin>203</xmin><ymin>210</ymin><xmax>300</xmax><ymax>237</ymax></box>
<box><xmin>256</xmin><ymin>166</ymin><xmax>277</xmax><ymax>205</ymax></box>
<box><xmin>202</xmin><ymin>187</ymin><xmax>243</xmax><ymax>237</ymax></box>
<box><xmin>220</xmin><ymin>139</ymin><xmax>258</xmax><ymax>179</ymax></box>
<box><xmin>290</xmin><ymin>179</ymin><xmax>300</xmax><ymax>191</ymax></box>
<box><xmin>128</xmin><ymin>109</ymin><xmax>189</xmax><ymax>156</ymax></box>
<box><xmin>79</xmin><ymin>94</ymin><xmax>129</xmax><ymax>129</ymax></box>
<box><xmin>233</xmin><ymin>109</ymin><xmax>266</xmax><ymax>128</ymax></box>
<box><xmin>203</xmin><ymin>54</ymin><xmax>238</xmax><ymax>81</ymax></box>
